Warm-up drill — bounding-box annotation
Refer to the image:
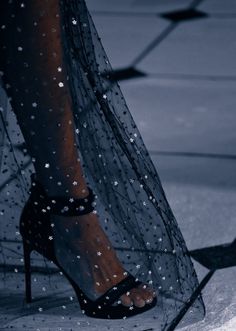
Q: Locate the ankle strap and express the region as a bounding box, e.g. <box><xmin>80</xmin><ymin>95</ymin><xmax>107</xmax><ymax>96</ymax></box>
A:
<box><xmin>30</xmin><ymin>174</ymin><xmax>96</xmax><ymax>216</ymax></box>
<box><xmin>45</xmin><ymin>187</ymin><xmax>96</xmax><ymax>216</ymax></box>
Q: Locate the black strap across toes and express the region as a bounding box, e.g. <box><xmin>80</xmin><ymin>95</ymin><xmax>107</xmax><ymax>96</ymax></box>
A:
<box><xmin>95</xmin><ymin>274</ymin><xmax>142</xmax><ymax>306</ymax></box>
<box><xmin>82</xmin><ymin>274</ymin><xmax>157</xmax><ymax>319</ymax></box>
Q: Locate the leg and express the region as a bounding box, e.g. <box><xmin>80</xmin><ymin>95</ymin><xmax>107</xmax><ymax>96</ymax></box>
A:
<box><xmin>0</xmin><ymin>0</ymin><xmax>155</xmax><ymax>306</ymax></box>
<box><xmin>0</xmin><ymin>0</ymin><xmax>87</xmax><ymax>198</ymax></box>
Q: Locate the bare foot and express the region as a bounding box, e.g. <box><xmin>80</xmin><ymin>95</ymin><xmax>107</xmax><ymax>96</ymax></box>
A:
<box><xmin>52</xmin><ymin>212</ymin><xmax>156</xmax><ymax>307</ymax></box>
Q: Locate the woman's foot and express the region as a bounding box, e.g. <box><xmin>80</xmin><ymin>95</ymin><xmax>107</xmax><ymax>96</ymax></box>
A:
<box><xmin>51</xmin><ymin>211</ymin><xmax>156</xmax><ymax>308</ymax></box>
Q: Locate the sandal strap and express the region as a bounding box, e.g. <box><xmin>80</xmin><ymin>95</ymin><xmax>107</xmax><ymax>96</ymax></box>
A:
<box><xmin>94</xmin><ymin>274</ymin><xmax>142</xmax><ymax>306</ymax></box>
<box><xmin>30</xmin><ymin>174</ymin><xmax>96</xmax><ymax>216</ymax></box>
<box><xmin>45</xmin><ymin>187</ymin><xmax>96</xmax><ymax>216</ymax></box>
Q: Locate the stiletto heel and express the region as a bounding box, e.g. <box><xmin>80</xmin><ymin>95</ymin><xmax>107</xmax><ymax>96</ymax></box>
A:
<box><xmin>22</xmin><ymin>239</ymin><xmax>32</xmax><ymax>303</ymax></box>
<box><xmin>19</xmin><ymin>174</ymin><xmax>157</xmax><ymax>319</ymax></box>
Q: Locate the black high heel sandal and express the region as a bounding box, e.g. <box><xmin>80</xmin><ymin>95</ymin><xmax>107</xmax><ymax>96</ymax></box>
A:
<box><xmin>20</xmin><ymin>174</ymin><xmax>157</xmax><ymax>319</ymax></box>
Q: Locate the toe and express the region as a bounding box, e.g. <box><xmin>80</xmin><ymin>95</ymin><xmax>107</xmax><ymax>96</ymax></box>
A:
<box><xmin>130</xmin><ymin>288</ymin><xmax>146</xmax><ymax>308</ymax></box>
<box><xmin>120</xmin><ymin>293</ymin><xmax>133</xmax><ymax>307</ymax></box>
<box><xmin>138</xmin><ymin>284</ymin><xmax>156</xmax><ymax>303</ymax></box>
<box><xmin>120</xmin><ymin>285</ymin><xmax>156</xmax><ymax>308</ymax></box>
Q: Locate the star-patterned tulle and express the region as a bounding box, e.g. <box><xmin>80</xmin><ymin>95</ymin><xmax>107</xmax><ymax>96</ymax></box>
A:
<box><xmin>0</xmin><ymin>0</ymin><xmax>205</xmax><ymax>329</ymax></box>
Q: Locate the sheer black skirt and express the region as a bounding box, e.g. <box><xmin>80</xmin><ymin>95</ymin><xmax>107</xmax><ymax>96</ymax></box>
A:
<box><xmin>0</xmin><ymin>0</ymin><xmax>205</xmax><ymax>330</ymax></box>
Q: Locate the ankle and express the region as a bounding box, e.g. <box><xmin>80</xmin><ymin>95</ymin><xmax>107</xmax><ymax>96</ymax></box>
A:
<box><xmin>33</xmin><ymin>173</ymin><xmax>89</xmax><ymax>199</ymax></box>
<box><xmin>45</xmin><ymin>183</ymin><xmax>89</xmax><ymax>198</ymax></box>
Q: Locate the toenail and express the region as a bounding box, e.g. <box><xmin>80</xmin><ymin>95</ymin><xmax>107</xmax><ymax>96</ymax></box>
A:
<box><xmin>135</xmin><ymin>300</ymin><xmax>145</xmax><ymax>307</ymax></box>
